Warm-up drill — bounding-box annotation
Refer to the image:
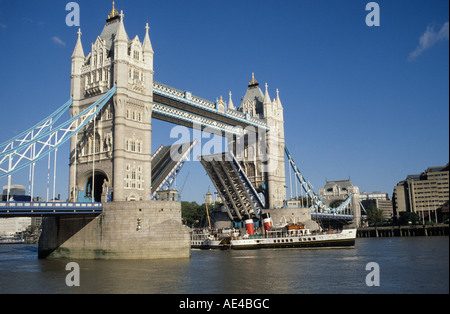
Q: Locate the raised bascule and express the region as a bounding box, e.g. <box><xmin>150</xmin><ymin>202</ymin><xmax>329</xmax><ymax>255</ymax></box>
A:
<box><xmin>0</xmin><ymin>4</ymin><xmax>360</xmax><ymax>259</ymax></box>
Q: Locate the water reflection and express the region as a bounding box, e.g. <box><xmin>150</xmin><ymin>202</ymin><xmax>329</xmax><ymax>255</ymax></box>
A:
<box><xmin>0</xmin><ymin>237</ymin><xmax>448</xmax><ymax>294</ymax></box>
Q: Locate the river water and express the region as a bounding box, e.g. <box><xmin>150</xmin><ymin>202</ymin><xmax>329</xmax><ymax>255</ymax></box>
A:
<box><xmin>0</xmin><ymin>237</ymin><xmax>448</xmax><ymax>294</ymax></box>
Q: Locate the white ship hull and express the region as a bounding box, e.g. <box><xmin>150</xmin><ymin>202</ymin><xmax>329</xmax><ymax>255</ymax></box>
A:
<box><xmin>230</xmin><ymin>229</ymin><xmax>356</xmax><ymax>250</ymax></box>
<box><xmin>191</xmin><ymin>232</ymin><xmax>230</xmax><ymax>250</ymax></box>
<box><xmin>191</xmin><ymin>229</ymin><xmax>356</xmax><ymax>250</ymax></box>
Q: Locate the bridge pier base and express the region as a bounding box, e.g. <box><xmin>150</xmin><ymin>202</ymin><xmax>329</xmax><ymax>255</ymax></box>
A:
<box><xmin>38</xmin><ymin>201</ymin><xmax>190</xmax><ymax>259</ymax></box>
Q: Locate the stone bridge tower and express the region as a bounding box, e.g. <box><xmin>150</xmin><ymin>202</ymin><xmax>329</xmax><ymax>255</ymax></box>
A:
<box><xmin>68</xmin><ymin>6</ymin><xmax>154</xmax><ymax>202</ymax></box>
<box><xmin>39</xmin><ymin>4</ymin><xmax>189</xmax><ymax>260</ymax></box>
<box><xmin>228</xmin><ymin>74</ymin><xmax>286</xmax><ymax>209</ymax></box>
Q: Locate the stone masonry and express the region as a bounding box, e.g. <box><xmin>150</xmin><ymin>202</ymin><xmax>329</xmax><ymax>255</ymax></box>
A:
<box><xmin>38</xmin><ymin>201</ymin><xmax>190</xmax><ymax>259</ymax></box>
<box><xmin>39</xmin><ymin>5</ymin><xmax>191</xmax><ymax>260</ymax></box>
<box><xmin>68</xmin><ymin>6</ymin><xmax>153</xmax><ymax>203</ymax></box>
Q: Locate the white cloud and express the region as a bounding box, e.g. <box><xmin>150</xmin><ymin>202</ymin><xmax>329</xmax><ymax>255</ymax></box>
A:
<box><xmin>408</xmin><ymin>22</ymin><xmax>449</xmax><ymax>61</ymax></box>
<box><xmin>51</xmin><ymin>36</ymin><xmax>66</xmax><ymax>47</ymax></box>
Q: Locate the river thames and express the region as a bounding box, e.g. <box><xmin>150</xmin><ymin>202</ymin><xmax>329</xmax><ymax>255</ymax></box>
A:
<box><xmin>0</xmin><ymin>237</ymin><xmax>448</xmax><ymax>294</ymax></box>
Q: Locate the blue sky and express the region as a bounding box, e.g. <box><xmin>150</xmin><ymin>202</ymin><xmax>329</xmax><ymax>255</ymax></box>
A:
<box><xmin>0</xmin><ymin>0</ymin><xmax>448</xmax><ymax>203</ymax></box>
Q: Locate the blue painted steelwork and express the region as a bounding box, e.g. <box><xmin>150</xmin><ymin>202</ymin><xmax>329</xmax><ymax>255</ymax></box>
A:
<box><xmin>152</xmin><ymin>102</ymin><xmax>245</xmax><ymax>136</ymax></box>
<box><xmin>359</xmin><ymin>200</ymin><xmax>368</xmax><ymax>214</ymax></box>
<box><xmin>152</xmin><ymin>81</ymin><xmax>269</xmax><ymax>132</ymax></box>
<box><xmin>285</xmin><ymin>146</ymin><xmax>353</xmax><ymax>214</ymax></box>
<box><xmin>228</xmin><ymin>152</ymin><xmax>265</xmax><ymax>215</ymax></box>
<box><xmin>199</xmin><ymin>151</ymin><xmax>264</xmax><ymax>221</ymax></box>
<box><xmin>151</xmin><ymin>140</ymin><xmax>198</xmax><ymax>199</ymax></box>
<box><xmin>0</xmin><ymin>85</ymin><xmax>116</xmax><ymax>179</ymax></box>
<box><xmin>153</xmin><ymin>81</ymin><xmax>217</xmax><ymax>111</ymax></box>
<box><xmin>0</xmin><ymin>201</ymin><xmax>102</xmax><ymax>217</ymax></box>
<box><xmin>0</xmin><ymin>98</ymin><xmax>73</xmax><ymax>155</ymax></box>
<box><xmin>311</xmin><ymin>212</ymin><xmax>354</xmax><ymax>220</ymax></box>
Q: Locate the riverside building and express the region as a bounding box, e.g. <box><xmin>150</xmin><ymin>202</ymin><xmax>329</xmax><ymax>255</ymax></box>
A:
<box><xmin>393</xmin><ymin>163</ymin><xmax>449</xmax><ymax>222</ymax></box>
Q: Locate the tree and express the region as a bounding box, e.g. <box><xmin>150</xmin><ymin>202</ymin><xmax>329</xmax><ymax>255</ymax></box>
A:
<box><xmin>329</xmin><ymin>200</ymin><xmax>344</xmax><ymax>208</ymax></box>
<box><xmin>181</xmin><ymin>201</ymin><xmax>207</xmax><ymax>227</ymax></box>
<box><xmin>398</xmin><ymin>212</ymin><xmax>420</xmax><ymax>225</ymax></box>
<box><xmin>366</xmin><ymin>203</ymin><xmax>384</xmax><ymax>226</ymax></box>
<box><xmin>294</xmin><ymin>196</ymin><xmax>313</xmax><ymax>207</ymax></box>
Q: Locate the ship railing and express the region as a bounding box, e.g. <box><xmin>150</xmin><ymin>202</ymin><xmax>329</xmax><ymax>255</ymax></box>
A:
<box><xmin>263</xmin><ymin>228</ymin><xmax>343</xmax><ymax>238</ymax></box>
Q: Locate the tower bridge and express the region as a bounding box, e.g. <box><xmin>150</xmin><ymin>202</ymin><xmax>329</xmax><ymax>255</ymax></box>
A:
<box><xmin>0</xmin><ymin>4</ymin><xmax>361</xmax><ymax>259</ymax></box>
<box><xmin>152</xmin><ymin>81</ymin><xmax>270</xmax><ymax>134</ymax></box>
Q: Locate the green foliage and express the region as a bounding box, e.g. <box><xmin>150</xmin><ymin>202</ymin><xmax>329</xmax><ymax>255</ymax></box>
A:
<box><xmin>329</xmin><ymin>200</ymin><xmax>344</xmax><ymax>208</ymax></box>
<box><xmin>181</xmin><ymin>201</ymin><xmax>207</xmax><ymax>227</ymax></box>
<box><xmin>366</xmin><ymin>203</ymin><xmax>385</xmax><ymax>226</ymax></box>
<box><xmin>398</xmin><ymin>212</ymin><xmax>421</xmax><ymax>225</ymax></box>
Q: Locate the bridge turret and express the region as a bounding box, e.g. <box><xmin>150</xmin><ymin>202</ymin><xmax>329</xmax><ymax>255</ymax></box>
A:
<box><xmin>142</xmin><ymin>23</ymin><xmax>154</xmax><ymax>71</ymax></box>
<box><xmin>226</xmin><ymin>74</ymin><xmax>287</xmax><ymax>210</ymax></box>
<box><xmin>228</xmin><ymin>91</ymin><xmax>235</xmax><ymax>109</ymax></box>
<box><xmin>275</xmin><ymin>88</ymin><xmax>282</xmax><ymax>108</ymax></box>
<box><xmin>275</xmin><ymin>88</ymin><xmax>284</xmax><ymax>124</ymax></box>
<box><xmin>71</xmin><ymin>28</ymin><xmax>84</xmax><ymax>100</ymax></box>
<box><xmin>113</xmin><ymin>11</ymin><xmax>129</xmax><ymax>81</ymax></box>
<box><xmin>261</xmin><ymin>83</ymin><xmax>286</xmax><ymax>209</ymax></box>
<box><xmin>68</xmin><ymin>5</ymin><xmax>154</xmax><ymax>203</ymax></box>
<box><xmin>69</xmin><ymin>28</ymin><xmax>85</xmax><ymax>200</ymax></box>
<box><xmin>71</xmin><ymin>28</ymin><xmax>85</xmax><ymax>64</ymax></box>
<box><xmin>114</xmin><ymin>11</ymin><xmax>127</xmax><ymax>42</ymax></box>
<box><xmin>263</xmin><ymin>83</ymin><xmax>271</xmax><ymax>106</ymax></box>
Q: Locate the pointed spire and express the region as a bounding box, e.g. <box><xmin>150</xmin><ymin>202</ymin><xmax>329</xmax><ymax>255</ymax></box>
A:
<box><xmin>276</xmin><ymin>88</ymin><xmax>282</xmax><ymax>107</ymax></box>
<box><xmin>142</xmin><ymin>22</ymin><xmax>154</xmax><ymax>54</ymax></box>
<box><xmin>263</xmin><ymin>83</ymin><xmax>271</xmax><ymax>104</ymax></box>
<box><xmin>115</xmin><ymin>10</ymin><xmax>128</xmax><ymax>42</ymax></box>
<box><xmin>248</xmin><ymin>72</ymin><xmax>259</xmax><ymax>87</ymax></box>
<box><xmin>72</xmin><ymin>28</ymin><xmax>85</xmax><ymax>58</ymax></box>
<box><xmin>228</xmin><ymin>91</ymin><xmax>235</xmax><ymax>109</ymax></box>
<box><xmin>108</xmin><ymin>1</ymin><xmax>119</xmax><ymax>20</ymax></box>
